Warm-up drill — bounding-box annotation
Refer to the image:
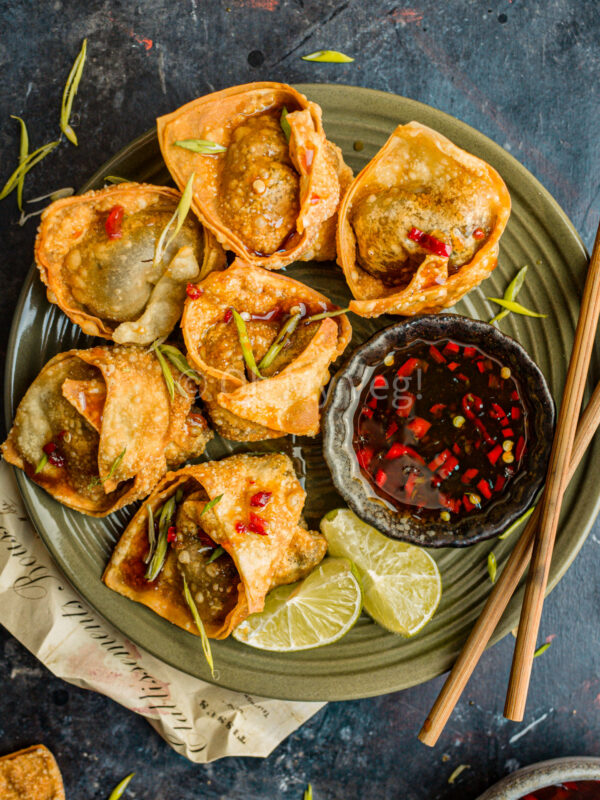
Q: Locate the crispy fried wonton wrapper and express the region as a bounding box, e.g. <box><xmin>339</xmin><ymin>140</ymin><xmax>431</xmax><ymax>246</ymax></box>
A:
<box><xmin>181</xmin><ymin>262</ymin><xmax>352</xmax><ymax>440</ymax></box>
<box><xmin>157</xmin><ymin>82</ymin><xmax>352</xmax><ymax>268</ymax></box>
<box><xmin>2</xmin><ymin>345</ymin><xmax>212</xmax><ymax>516</ymax></box>
<box><xmin>35</xmin><ymin>183</ymin><xmax>226</xmax><ymax>344</ymax></box>
<box><xmin>0</xmin><ymin>744</ymin><xmax>65</xmax><ymax>800</ymax></box>
<box><xmin>103</xmin><ymin>453</ymin><xmax>327</xmax><ymax>639</ymax></box>
<box><xmin>337</xmin><ymin>121</ymin><xmax>511</xmax><ymax>317</ymax></box>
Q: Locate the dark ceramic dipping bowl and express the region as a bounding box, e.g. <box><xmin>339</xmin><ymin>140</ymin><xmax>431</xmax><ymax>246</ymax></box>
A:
<box><xmin>322</xmin><ymin>314</ymin><xmax>555</xmax><ymax>548</ymax></box>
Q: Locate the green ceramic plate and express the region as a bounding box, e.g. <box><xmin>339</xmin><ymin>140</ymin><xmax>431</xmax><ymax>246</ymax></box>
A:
<box><xmin>5</xmin><ymin>84</ymin><xmax>598</xmax><ymax>701</ymax></box>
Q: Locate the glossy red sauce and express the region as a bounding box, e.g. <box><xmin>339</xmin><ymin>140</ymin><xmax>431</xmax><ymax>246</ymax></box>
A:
<box><xmin>520</xmin><ymin>780</ymin><xmax>600</xmax><ymax>799</ymax></box>
<box><xmin>352</xmin><ymin>337</ymin><xmax>528</xmax><ymax>521</ymax></box>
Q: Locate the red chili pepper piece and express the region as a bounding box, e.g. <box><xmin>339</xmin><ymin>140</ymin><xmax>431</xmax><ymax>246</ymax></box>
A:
<box><xmin>223</xmin><ymin>308</ymin><xmax>233</xmax><ymax>323</ymax></box>
<box><xmin>452</xmin><ymin>443</ymin><xmax>461</xmax><ymax>456</ymax></box>
<box><xmin>503</xmin><ymin>428</ymin><xmax>515</xmax><ymax>438</ymax></box>
<box><xmin>429</xmin><ymin>345</ymin><xmax>446</xmax><ymax>364</ymax></box>
<box><xmin>463</xmin><ymin>494</ymin><xmax>475</xmax><ymax>512</ymax></box>
<box><xmin>457</xmin><ymin>373</ymin><xmax>470</xmax><ymax>383</ymax></box>
<box><xmin>488</xmin><ymin>374</ymin><xmax>500</xmax><ymax>389</ymax></box>
<box><xmin>235</xmin><ymin>521</ymin><xmax>248</xmax><ymax>534</ymax></box>
<box><xmin>373</xmin><ymin>374</ymin><xmax>387</xmax><ymax>388</ymax></box>
<box><xmin>407</xmin><ymin>417</ymin><xmax>431</xmax><ymax>440</ymax></box>
<box><xmin>477</xmin><ymin>479</ymin><xmax>492</xmax><ymax>500</ymax></box>
<box><xmin>396</xmin><ymin>392</ymin><xmax>416</xmax><ymax>418</ymax></box>
<box><xmin>428</xmin><ymin>449</ymin><xmax>451</xmax><ymax>472</ymax></box>
<box><xmin>473</xmin><ymin>227</ymin><xmax>486</xmax><ymax>240</ymax></box>
<box><xmin>105</xmin><ymin>205</ymin><xmax>125</xmax><ymax>240</ymax></box>
<box><xmin>515</xmin><ymin>436</ymin><xmax>526</xmax><ymax>460</ymax></box>
<box><xmin>491</xmin><ymin>403</ymin><xmax>508</xmax><ymax>420</ymax></box>
<box><xmin>437</xmin><ymin>455</ymin><xmax>459</xmax><ymax>480</ymax></box>
<box><xmin>248</xmin><ymin>512</ymin><xmax>268</xmax><ymax>535</ymax></box>
<box><xmin>488</xmin><ymin>444</ymin><xmax>503</xmax><ymax>465</ymax></box>
<box><xmin>439</xmin><ymin>493</ymin><xmax>461</xmax><ymax>513</ymax></box>
<box><xmin>407</xmin><ymin>227</ymin><xmax>452</xmax><ymax>258</ymax></box>
<box><xmin>511</xmin><ymin>389</ymin><xmax>520</xmax><ymax>401</ymax></box>
<box><xmin>443</xmin><ymin>341</ymin><xmax>460</xmax><ymax>354</ymax></box>
<box><xmin>429</xmin><ymin>403</ymin><xmax>446</xmax><ymax>415</ymax></box>
<box><xmin>48</xmin><ymin>451</ymin><xmax>65</xmax><ymax>467</ymax></box>
<box><xmin>447</xmin><ymin>361</ymin><xmax>460</xmax><ymax>372</ymax></box>
<box><xmin>463</xmin><ymin>346</ymin><xmax>477</xmax><ymax>358</ymax></box>
<box><xmin>356</xmin><ymin>447</ymin><xmax>374</xmax><ymax>469</ymax></box>
<box><xmin>386</xmin><ymin>443</ymin><xmax>424</xmax><ymax>464</ymax></box>
<box><xmin>186</xmin><ymin>283</ymin><xmax>202</xmax><ymax>299</ymax></box>
<box><xmin>405</xmin><ymin>472</ymin><xmax>417</xmax><ymax>498</ymax></box>
<box><xmin>397</xmin><ymin>357</ymin><xmax>419</xmax><ymax>377</ymax></box>
<box><xmin>461</xmin><ymin>468</ymin><xmax>479</xmax><ymax>484</ymax></box>
<box><xmin>167</xmin><ymin>526</ymin><xmax>177</xmax><ymax>543</ymax></box>
<box><xmin>476</xmin><ymin>360</ymin><xmax>487</xmax><ymax>373</ymax></box>
<box><xmin>43</xmin><ymin>442</ymin><xmax>57</xmax><ymax>455</ymax></box>
<box><xmin>500</xmin><ymin>417</ymin><xmax>510</xmax><ymax>428</ymax></box>
<box><xmin>511</xmin><ymin>406</ymin><xmax>521</xmax><ymax>420</ymax></box>
<box><xmin>494</xmin><ymin>474</ymin><xmax>506</xmax><ymax>492</ymax></box>
<box><xmin>368</xmin><ymin>396</ymin><xmax>378</xmax><ymax>409</ymax></box>
<box><xmin>375</xmin><ymin>469</ymin><xmax>387</xmax><ymax>487</ymax></box>
<box><xmin>250</xmin><ymin>491</ymin><xmax>272</xmax><ymax>507</ymax></box>
<box><xmin>310</xmin><ymin>193</ymin><xmax>320</xmax><ymax>205</ymax></box>
<box><xmin>361</xmin><ymin>406</ymin><xmax>374</xmax><ymax>419</ymax></box>
<box><xmin>385</xmin><ymin>421</ymin><xmax>398</xmax><ymax>439</ymax></box>
<box><xmin>462</xmin><ymin>394</ymin><xmax>495</xmax><ymax>445</ymax></box>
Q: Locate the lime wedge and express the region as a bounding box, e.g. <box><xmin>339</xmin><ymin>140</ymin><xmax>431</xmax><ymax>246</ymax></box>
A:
<box><xmin>320</xmin><ymin>509</ymin><xmax>442</xmax><ymax>637</ymax></box>
<box><xmin>233</xmin><ymin>557</ymin><xmax>362</xmax><ymax>651</ymax></box>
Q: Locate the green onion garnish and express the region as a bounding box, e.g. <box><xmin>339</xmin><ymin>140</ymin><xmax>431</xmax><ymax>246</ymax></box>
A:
<box><xmin>10</xmin><ymin>115</ymin><xmax>29</xmax><ymax>211</ymax></box>
<box><xmin>303</xmin><ymin>785</ymin><xmax>313</xmax><ymax>800</ymax></box>
<box><xmin>153</xmin><ymin>171</ymin><xmax>195</xmax><ymax>270</ymax></box>
<box><xmin>200</xmin><ymin>494</ymin><xmax>223</xmax><ymax>518</ymax></box>
<box><xmin>487</xmin><ymin>297</ymin><xmax>547</xmax><ymax>319</ymax></box>
<box><xmin>153</xmin><ymin>341</ymin><xmax>176</xmax><ymax>401</ymax></box>
<box><xmin>34</xmin><ymin>453</ymin><xmax>48</xmax><ymax>474</ymax></box>
<box><xmin>0</xmin><ymin>139</ymin><xmax>60</xmax><ymax>204</ymax></box>
<box><xmin>60</xmin><ymin>39</ymin><xmax>87</xmax><ymax>146</ymax></box>
<box><xmin>258</xmin><ymin>313</ymin><xmax>301</xmax><ymax>371</ymax></box>
<box><xmin>103</xmin><ymin>175</ymin><xmax>131</xmax><ymax>184</ymax></box>
<box><xmin>487</xmin><ymin>551</ymin><xmax>497</xmax><ymax>584</ymax></box>
<box><xmin>88</xmin><ymin>447</ymin><xmax>126</xmax><ymax>488</ymax></box>
<box><xmin>232</xmin><ymin>310</ymin><xmax>262</xmax><ymax>379</ymax></box>
<box><xmin>533</xmin><ymin>641</ymin><xmax>551</xmax><ymax>658</ymax></box>
<box><xmin>158</xmin><ymin>344</ymin><xmax>202</xmax><ymax>384</ymax></box>
<box><xmin>143</xmin><ymin>504</ymin><xmax>156</xmax><ymax>564</ymax></box>
<box><xmin>174</xmin><ymin>139</ymin><xmax>227</xmax><ymax>155</ymax></box>
<box><xmin>303</xmin><ymin>307</ymin><xmax>349</xmax><ymax>324</ymax></box>
<box><xmin>301</xmin><ymin>50</ymin><xmax>354</xmax><ymax>62</ymax></box>
<box><xmin>280</xmin><ymin>107</ymin><xmax>291</xmax><ymax>142</ymax></box>
<box><xmin>206</xmin><ymin>546</ymin><xmax>225</xmax><ymax>564</ymax></box>
<box><xmin>107</xmin><ymin>772</ymin><xmax>135</xmax><ymax>800</ymax></box>
<box><xmin>144</xmin><ymin>496</ymin><xmax>176</xmax><ymax>582</ymax></box>
<box><xmin>182</xmin><ymin>574</ymin><xmax>215</xmax><ymax>677</ymax></box>
<box><xmin>448</xmin><ymin>764</ymin><xmax>470</xmax><ymax>785</ymax></box>
<box><xmin>497</xmin><ymin>506</ymin><xmax>535</xmax><ymax>539</ymax></box>
<box><xmin>490</xmin><ymin>265</ymin><xmax>528</xmax><ymax>324</ymax></box>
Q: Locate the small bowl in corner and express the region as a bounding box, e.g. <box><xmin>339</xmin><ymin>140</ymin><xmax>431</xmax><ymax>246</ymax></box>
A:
<box><xmin>322</xmin><ymin>314</ymin><xmax>555</xmax><ymax>548</ymax></box>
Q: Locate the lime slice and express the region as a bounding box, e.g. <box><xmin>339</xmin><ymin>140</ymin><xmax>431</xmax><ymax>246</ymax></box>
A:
<box><xmin>320</xmin><ymin>509</ymin><xmax>442</xmax><ymax>637</ymax></box>
<box><xmin>233</xmin><ymin>557</ymin><xmax>362</xmax><ymax>651</ymax></box>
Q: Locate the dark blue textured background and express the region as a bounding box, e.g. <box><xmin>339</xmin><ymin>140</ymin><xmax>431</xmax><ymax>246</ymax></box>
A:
<box><xmin>1</xmin><ymin>2</ymin><xmax>599</xmax><ymax>798</ymax></box>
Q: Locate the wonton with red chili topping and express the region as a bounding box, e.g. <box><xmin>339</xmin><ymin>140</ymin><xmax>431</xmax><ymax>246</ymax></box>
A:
<box><xmin>157</xmin><ymin>82</ymin><xmax>352</xmax><ymax>269</ymax></box>
<box><xmin>103</xmin><ymin>453</ymin><xmax>327</xmax><ymax>639</ymax></box>
<box><xmin>2</xmin><ymin>345</ymin><xmax>212</xmax><ymax>516</ymax></box>
<box><xmin>181</xmin><ymin>261</ymin><xmax>352</xmax><ymax>441</ymax></box>
<box><xmin>35</xmin><ymin>183</ymin><xmax>226</xmax><ymax>345</ymax></box>
<box><xmin>337</xmin><ymin>121</ymin><xmax>511</xmax><ymax>317</ymax></box>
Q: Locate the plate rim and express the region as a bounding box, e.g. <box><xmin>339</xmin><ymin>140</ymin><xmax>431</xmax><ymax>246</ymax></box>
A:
<box><xmin>4</xmin><ymin>83</ymin><xmax>598</xmax><ymax>701</ymax></box>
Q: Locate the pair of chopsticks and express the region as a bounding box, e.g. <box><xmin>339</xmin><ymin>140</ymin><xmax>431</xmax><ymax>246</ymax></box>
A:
<box><xmin>420</xmin><ymin>220</ymin><xmax>600</xmax><ymax>746</ymax></box>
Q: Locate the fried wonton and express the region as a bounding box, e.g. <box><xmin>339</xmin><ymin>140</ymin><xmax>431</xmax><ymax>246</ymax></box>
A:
<box><xmin>337</xmin><ymin>121</ymin><xmax>511</xmax><ymax>317</ymax></box>
<box><xmin>2</xmin><ymin>345</ymin><xmax>212</xmax><ymax>516</ymax></box>
<box><xmin>35</xmin><ymin>183</ymin><xmax>226</xmax><ymax>344</ymax></box>
<box><xmin>157</xmin><ymin>82</ymin><xmax>352</xmax><ymax>269</ymax></box>
<box><xmin>181</xmin><ymin>261</ymin><xmax>352</xmax><ymax>440</ymax></box>
<box><xmin>103</xmin><ymin>453</ymin><xmax>327</xmax><ymax>639</ymax></box>
<box><xmin>0</xmin><ymin>745</ymin><xmax>65</xmax><ymax>800</ymax></box>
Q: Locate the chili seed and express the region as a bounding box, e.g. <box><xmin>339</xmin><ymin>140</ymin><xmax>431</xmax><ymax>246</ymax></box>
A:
<box><xmin>384</xmin><ymin>353</ymin><xmax>394</xmax><ymax>366</ymax></box>
<box><xmin>503</xmin><ymin>440</ymin><xmax>514</xmax><ymax>452</ymax></box>
<box><xmin>440</xmin><ymin>511</ymin><xmax>451</xmax><ymax>522</ymax></box>
<box><xmin>502</xmin><ymin>451</ymin><xmax>515</xmax><ymax>463</ymax></box>
<box><xmin>468</xmin><ymin>493</ymin><xmax>481</xmax><ymax>506</ymax></box>
<box><xmin>452</xmin><ymin>415</ymin><xmax>465</xmax><ymax>428</ymax></box>
<box><xmin>501</xmin><ymin>366</ymin><xmax>511</xmax><ymax>379</ymax></box>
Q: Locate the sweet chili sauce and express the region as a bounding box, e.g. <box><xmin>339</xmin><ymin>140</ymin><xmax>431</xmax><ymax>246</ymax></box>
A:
<box><xmin>519</xmin><ymin>781</ymin><xmax>600</xmax><ymax>800</ymax></box>
<box><xmin>352</xmin><ymin>338</ymin><xmax>528</xmax><ymax>522</ymax></box>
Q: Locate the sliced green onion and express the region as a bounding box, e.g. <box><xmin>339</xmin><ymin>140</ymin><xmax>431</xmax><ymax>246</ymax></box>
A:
<box><xmin>534</xmin><ymin>641</ymin><xmax>551</xmax><ymax>658</ymax></box>
<box><xmin>153</xmin><ymin>171</ymin><xmax>195</xmax><ymax>270</ymax></box>
<box><xmin>174</xmin><ymin>139</ymin><xmax>227</xmax><ymax>155</ymax></box>
<box><xmin>280</xmin><ymin>107</ymin><xmax>291</xmax><ymax>142</ymax></box>
<box><xmin>200</xmin><ymin>494</ymin><xmax>223</xmax><ymax>518</ymax></box>
<box><xmin>60</xmin><ymin>39</ymin><xmax>87</xmax><ymax>146</ymax></box>
<box><xmin>34</xmin><ymin>453</ymin><xmax>48</xmax><ymax>474</ymax></box>
<box><xmin>487</xmin><ymin>297</ymin><xmax>547</xmax><ymax>319</ymax></box>
<box><xmin>301</xmin><ymin>50</ymin><xmax>354</xmax><ymax>62</ymax></box>
<box><xmin>107</xmin><ymin>772</ymin><xmax>135</xmax><ymax>800</ymax></box>
<box><xmin>153</xmin><ymin>341</ymin><xmax>176</xmax><ymax>401</ymax></box>
<box><xmin>0</xmin><ymin>139</ymin><xmax>60</xmax><ymax>203</ymax></box>
<box><xmin>487</xmin><ymin>551</ymin><xmax>497</xmax><ymax>584</ymax></box>
<box><xmin>490</xmin><ymin>265</ymin><xmax>528</xmax><ymax>324</ymax></box>
<box><xmin>144</xmin><ymin>496</ymin><xmax>176</xmax><ymax>582</ymax></box>
<box><xmin>303</xmin><ymin>785</ymin><xmax>313</xmax><ymax>800</ymax></box>
<box><xmin>144</xmin><ymin>504</ymin><xmax>156</xmax><ymax>564</ymax></box>
<box><xmin>232</xmin><ymin>310</ymin><xmax>262</xmax><ymax>379</ymax></box>
<box><xmin>182</xmin><ymin>575</ymin><xmax>215</xmax><ymax>677</ymax></box>
<box><xmin>258</xmin><ymin>313</ymin><xmax>301</xmax><ymax>371</ymax></box>
<box><xmin>103</xmin><ymin>175</ymin><xmax>130</xmax><ymax>184</ymax></box>
<box><xmin>498</xmin><ymin>506</ymin><xmax>535</xmax><ymax>539</ymax></box>
<box><xmin>87</xmin><ymin>447</ymin><xmax>126</xmax><ymax>488</ymax></box>
<box><xmin>206</xmin><ymin>546</ymin><xmax>225</xmax><ymax>564</ymax></box>
<box><xmin>448</xmin><ymin>765</ymin><xmax>470</xmax><ymax>785</ymax></box>
<box><xmin>158</xmin><ymin>344</ymin><xmax>202</xmax><ymax>384</ymax></box>
<box><xmin>27</xmin><ymin>187</ymin><xmax>74</xmax><ymax>203</ymax></box>
<box><xmin>175</xmin><ymin>487</ymin><xmax>184</xmax><ymax>504</ymax></box>
<box><xmin>10</xmin><ymin>115</ymin><xmax>29</xmax><ymax>211</ymax></box>
<box><xmin>303</xmin><ymin>307</ymin><xmax>349</xmax><ymax>324</ymax></box>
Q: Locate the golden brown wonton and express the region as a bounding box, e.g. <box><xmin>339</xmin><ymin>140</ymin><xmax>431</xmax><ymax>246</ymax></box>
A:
<box><xmin>337</xmin><ymin>121</ymin><xmax>511</xmax><ymax>317</ymax></box>
<box><xmin>157</xmin><ymin>82</ymin><xmax>352</xmax><ymax>268</ymax></box>
<box><xmin>103</xmin><ymin>453</ymin><xmax>327</xmax><ymax>639</ymax></box>
<box><xmin>181</xmin><ymin>261</ymin><xmax>352</xmax><ymax>441</ymax></box>
<box><xmin>2</xmin><ymin>345</ymin><xmax>212</xmax><ymax>516</ymax></box>
<box><xmin>35</xmin><ymin>183</ymin><xmax>226</xmax><ymax>344</ymax></box>
<box><xmin>0</xmin><ymin>745</ymin><xmax>65</xmax><ymax>800</ymax></box>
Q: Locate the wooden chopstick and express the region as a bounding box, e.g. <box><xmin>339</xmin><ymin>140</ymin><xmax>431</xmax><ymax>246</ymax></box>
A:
<box><xmin>418</xmin><ymin>379</ymin><xmax>600</xmax><ymax>747</ymax></box>
<box><xmin>505</xmin><ymin>220</ymin><xmax>600</xmax><ymax>720</ymax></box>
